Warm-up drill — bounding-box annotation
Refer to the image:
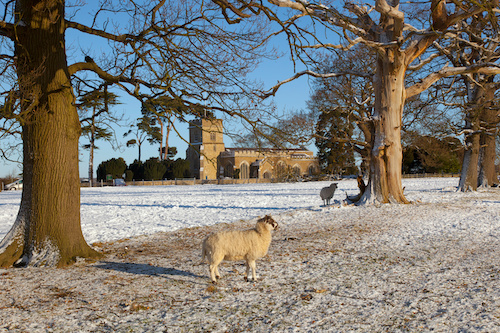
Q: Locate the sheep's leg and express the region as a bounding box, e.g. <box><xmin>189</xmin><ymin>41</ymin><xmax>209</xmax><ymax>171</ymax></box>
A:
<box><xmin>246</xmin><ymin>260</ymin><xmax>257</xmax><ymax>281</ymax></box>
<box><xmin>209</xmin><ymin>259</ymin><xmax>222</xmax><ymax>283</ymax></box>
<box><xmin>244</xmin><ymin>261</ymin><xmax>250</xmax><ymax>281</ymax></box>
<box><xmin>209</xmin><ymin>264</ymin><xmax>217</xmax><ymax>283</ymax></box>
<box><xmin>215</xmin><ymin>265</ymin><xmax>221</xmax><ymax>280</ymax></box>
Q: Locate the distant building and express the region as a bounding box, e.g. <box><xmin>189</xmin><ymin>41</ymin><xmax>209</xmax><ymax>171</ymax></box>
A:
<box><xmin>186</xmin><ymin>118</ymin><xmax>319</xmax><ymax>180</ymax></box>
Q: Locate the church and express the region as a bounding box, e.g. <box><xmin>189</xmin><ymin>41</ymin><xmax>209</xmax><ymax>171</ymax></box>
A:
<box><xmin>186</xmin><ymin>118</ymin><xmax>319</xmax><ymax>180</ymax></box>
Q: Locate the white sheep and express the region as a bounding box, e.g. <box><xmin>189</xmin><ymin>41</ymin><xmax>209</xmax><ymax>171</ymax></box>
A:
<box><xmin>201</xmin><ymin>215</ymin><xmax>278</xmax><ymax>283</ymax></box>
<box><xmin>320</xmin><ymin>182</ymin><xmax>338</xmax><ymax>206</ymax></box>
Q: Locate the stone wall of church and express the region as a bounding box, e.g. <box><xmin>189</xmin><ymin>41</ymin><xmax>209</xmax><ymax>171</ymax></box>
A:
<box><xmin>186</xmin><ymin>118</ymin><xmax>225</xmax><ymax>180</ymax></box>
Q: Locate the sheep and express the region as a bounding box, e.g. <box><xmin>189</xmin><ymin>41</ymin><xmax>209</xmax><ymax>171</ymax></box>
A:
<box><xmin>320</xmin><ymin>182</ymin><xmax>338</xmax><ymax>206</ymax></box>
<box><xmin>201</xmin><ymin>215</ymin><xmax>278</xmax><ymax>283</ymax></box>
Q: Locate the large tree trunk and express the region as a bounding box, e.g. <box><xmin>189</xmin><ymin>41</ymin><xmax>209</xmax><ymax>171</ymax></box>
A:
<box><xmin>478</xmin><ymin>88</ymin><xmax>499</xmax><ymax>187</ymax></box>
<box><xmin>363</xmin><ymin>54</ymin><xmax>409</xmax><ymax>204</ymax></box>
<box><xmin>0</xmin><ymin>0</ymin><xmax>100</xmax><ymax>267</ymax></box>
<box><xmin>458</xmin><ymin>121</ymin><xmax>480</xmax><ymax>191</ymax></box>
<box><xmin>478</xmin><ymin>129</ymin><xmax>498</xmax><ymax>187</ymax></box>
<box><xmin>459</xmin><ymin>80</ymin><xmax>499</xmax><ymax>190</ymax></box>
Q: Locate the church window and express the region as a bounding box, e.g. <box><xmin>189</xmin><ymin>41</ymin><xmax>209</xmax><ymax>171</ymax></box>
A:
<box><xmin>240</xmin><ymin>162</ymin><xmax>250</xmax><ymax>179</ymax></box>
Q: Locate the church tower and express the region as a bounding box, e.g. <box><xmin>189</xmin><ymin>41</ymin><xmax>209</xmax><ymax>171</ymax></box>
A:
<box><xmin>186</xmin><ymin>118</ymin><xmax>225</xmax><ymax>179</ymax></box>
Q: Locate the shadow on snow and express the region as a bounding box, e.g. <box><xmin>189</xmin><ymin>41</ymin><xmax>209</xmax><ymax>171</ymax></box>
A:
<box><xmin>94</xmin><ymin>261</ymin><xmax>204</xmax><ymax>281</ymax></box>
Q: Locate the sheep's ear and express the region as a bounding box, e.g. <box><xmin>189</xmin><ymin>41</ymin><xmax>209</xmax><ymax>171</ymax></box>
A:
<box><xmin>265</xmin><ymin>216</ymin><xmax>276</xmax><ymax>225</ymax></box>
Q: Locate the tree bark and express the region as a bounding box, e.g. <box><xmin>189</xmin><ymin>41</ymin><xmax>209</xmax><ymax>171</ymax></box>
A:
<box><xmin>478</xmin><ymin>87</ymin><xmax>499</xmax><ymax>187</ymax></box>
<box><xmin>363</xmin><ymin>50</ymin><xmax>409</xmax><ymax>203</ymax></box>
<box><xmin>358</xmin><ymin>2</ymin><xmax>409</xmax><ymax>204</ymax></box>
<box><xmin>459</xmin><ymin>80</ymin><xmax>499</xmax><ymax>190</ymax></box>
<box><xmin>478</xmin><ymin>130</ymin><xmax>498</xmax><ymax>187</ymax></box>
<box><xmin>0</xmin><ymin>0</ymin><xmax>100</xmax><ymax>267</ymax></box>
<box><xmin>458</xmin><ymin>120</ymin><xmax>480</xmax><ymax>191</ymax></box>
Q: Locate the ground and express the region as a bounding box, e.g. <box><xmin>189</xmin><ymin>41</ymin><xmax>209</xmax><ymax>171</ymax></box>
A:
<box><xmin>0</xmin><ymin>185</ymin><xmax>499</xmax><ymax>332</ymax></box>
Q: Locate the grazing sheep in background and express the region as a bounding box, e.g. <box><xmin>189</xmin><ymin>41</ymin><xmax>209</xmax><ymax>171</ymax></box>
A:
<box><xmin>201</xmin><ymin>215</ymin><xmax>278</xmax><ymax>283</ymax></box>
<box><xmin>320</xmin><ymin>183</ymin><xmax>338</xmax><ymax>206</ymax></box>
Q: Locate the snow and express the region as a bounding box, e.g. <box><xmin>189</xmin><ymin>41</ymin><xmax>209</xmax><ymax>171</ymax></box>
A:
<box><xmin>0</xmin><ymin>177</ymin><xmax>499</xmax><ymax>332</ymax></box>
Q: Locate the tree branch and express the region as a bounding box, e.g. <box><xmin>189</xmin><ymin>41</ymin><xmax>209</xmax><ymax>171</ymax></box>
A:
<box><xmin>268</xmin><ymin>0</ymin><xmax>310</xmax><ymax>14</ymax></box>
<box><xmin>259</xmin><ymin>69</ymin><xmax>373</xmax><ymax>99</ymax></box>
<box><xmin>68</xmin><ymin>61</ymin><xmax>166</xmax><ymax>100</ymax></box>
<box><xmin>406</xmin><ymin>63</ymin><xmax>500</xmax><ymax>99</ymax></box>
<box><xmin>404</xmin><ymin>1</ymin><xmax>488</xmax><ymax>66</ymax></box>
<box><xmin>0</xmin><ymin>19</ymin><xmax>15</xmax><ymax>39</ymax></box>
<box><xmin>375</xmin><ymin>0</ymin><xmax>404</xmax><ymax>21</ymax></box>
<box><xmin>65</xmin><ymin>20</ymin><xmax>135</xmax><ymax>44</ymax></box>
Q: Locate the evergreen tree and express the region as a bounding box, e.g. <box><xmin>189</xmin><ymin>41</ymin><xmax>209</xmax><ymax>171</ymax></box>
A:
<box><xmin>96</xmin><ymin>158</ymin><xmax>127</xmax><ymax>181</ymax></box>
<box><xmin>315</xmin><ymin>109</ymin><xmax>358</xmax><ymax>175</ymax></box>
<box><xmin>124</xmin><ymin>117</ymin><xmax>161</xmax><ymax>162</ymax></box>
<box><xmin>128</xmin><ymin>160</ymin><xmax>145</xmax><ymax>181</ymax></box>
<box><xmin>143</xmin><ymin>158</ymin><xmax>167</xmax><ymax>180</ymax></box>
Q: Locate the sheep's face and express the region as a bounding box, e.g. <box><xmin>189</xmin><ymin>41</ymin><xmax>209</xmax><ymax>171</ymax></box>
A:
<box><xmin>259</xmin><ymin>215</ymin><xmax>279</xmax><ymax>231</ymax></box>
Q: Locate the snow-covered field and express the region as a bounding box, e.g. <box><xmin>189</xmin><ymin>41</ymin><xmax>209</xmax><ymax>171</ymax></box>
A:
<box><xmin>0</xmin><ymin>178</ymin><xmax>499</xmax><ymax>332</ymax></box>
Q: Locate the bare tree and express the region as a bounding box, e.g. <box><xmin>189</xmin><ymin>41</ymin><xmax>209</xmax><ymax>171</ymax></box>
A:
<box><xmin>307</xmin><ymin>47</ymin><xmax>375</xmax><ymax>176</ymax></box>
<box><xmin>243</xmin><ymin>0</ymin><xmax>500</xmax><ymax>203</ymax></box>
<box><xmin>0</xmin><ymin>0</ymin><xmax>272</xmax><ymax>267</ymax></box>
<box><xmin>308</xmin><ymin>46</ymin><xmax>454</xmax><ymax>178</ymax></box>
<box><xmin>432</xmin><ymin>14</ymin><xmax>500</xmax><ymax>190</ymax></box>
<box><xmin>233</xmin><ymin>109</ymin><xmax>316</xmax><ymax>150</ymax></box>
